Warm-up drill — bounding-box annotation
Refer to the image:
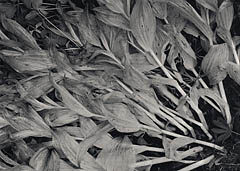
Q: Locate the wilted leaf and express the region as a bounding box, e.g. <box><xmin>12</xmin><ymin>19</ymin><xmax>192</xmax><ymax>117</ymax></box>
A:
<box><xmin>50</xmin><ymin>74</ymin><xmax>103</xmax><ymax>118</ymax></box>
<box><xmin>0</xmin><ymin>3</ymin><xmax>16</xmax><ymax>18</ymax></box>
<box><xmin>100</xmin><ymin>0</ymin><xmax>128</xmax><ymax>18</ymax></box>
<box><xmin>1</xmin><ymin>17</ymin><xmax>41</xmax><ymax>50</ymax></box>
<box><xmin>23</xmin><ymin>0</ymin><xmax>42</xmax><ymax>9</ymax></box>
<box><xmin>94</xmin><ymin>6</ymin><xmax>130</xmax><ymax>31</ymax></box>
<box><xmin>227</xmin><ymin>62</ymin><xmax>240</xmax><ymax>85</ymax></box>
<box><xmin>129</xmin><ymin>53</ymin><xmax>158</xmax><ymax>72</ymax></box>
<box><xmin>201</xmin><ymin>43</ymin><xmax>229</xmax><ymax>85</ymax></box>
<box><xmin>130</xmin><ymin>0</ymin><xmax>156</xmax><ymax>52</ymax></box>
<box><xmin>163</xmin><ymin>0</ymin><xmax>213</xmax><ymax>43</ymax></box>
<box><xmin>104</xmin><ymin>103</ymin><xmax>141</xmax><ymax>133</ymax></box>
<box><xmin>81</xmin><ymin>153</ymin><xmax>106</xmax><ymax>171</ymax></box>
<box><xmin>77</xmin><ymin>122</ymin><xmax>113</xmax><ymax>162</ymax></box>
<box><xmin>0</xmin><ymin>50</ymin><xmax>56</xmax><ymax>73</ymax></box>
<box><xmin>169</xmin><ymin>137</ymin><xmax>198</xmax><ymax>161</ymax></box>
<box><xmin>152</xmin><ymin>1</ymin><xmax>167</xmax><ymax>20</ymax></box>
<box><xmin>212</xmin><ymin>119</ymin><xmax>232</xmax><ymax>142</ymax></box>
<box><xmin>53</xmin><ymin>130</ymin><xmax>79</xmax><ymax>167</ymax></box>
<box><xmin>216</xmin><ymin>0</ymin><xmax>234</xmax><ymax>30</ymax></box>
<box><xmin>96</xmin><ymin>137</ymin><xmax>136</xmax><ymax>171</ymax></box>
<box><xmin>196</xmin><ymin>0</ymin><xmax>218</xmax><ymax>11</ymax></box>
<box><xmin>29</xmin><ymin>147</ymin><xmax>49</xmax><ymax>171</ymax></box>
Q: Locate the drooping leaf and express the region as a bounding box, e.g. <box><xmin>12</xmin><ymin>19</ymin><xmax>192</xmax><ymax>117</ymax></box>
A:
<box><xmin>0</xmin><ymin>50</ymin><xmax>56</xmax><ymax>73</ymax></box>
<box><xmin>77</xmin><ymin>122</ymin><xmax>113</xmax><ymax>162</ymax></box>
<box><xmin>94</xmin><ymin>6</ymin><xmax>130</xmax><ymax>31</ymax></box>
<box><xmin>216</xmin><ymin>0</ymin><xmax>234</xmax><ymax>31</ymax></box>
<box><xmin>227</xmin><ymin>62</ymin><xmax>240</xmax><ymax>86</ymax></box>
<box><xmin>1</xmin><ymin>17</ymin><xmax>41</xmax><ymax>49</ymax></box>
<box><xmin>130</xmin><ymin>0</ymin><xmax>156</xmax><ymax>52</ymax></box>
<box><xmin>104</xmin><ymin>103</ymin><xmax>141</xmax><ymax>133</ymax></box>
<box><xmin>29</xmin><ymin>147</ymin><xmax>49</xmax><ymax>171</ymax></box>
<box><xmin>23</xmin><ymin>0</ymin><xmax>42</xmax><ymax>9</ymax></box>
<box><xmin>201</xmin><ymin>43</ymin><xmax>229</xmax><ymax>85</ymax></box>
<box><xmin>50</xmin><ymin>74</ymin><xmax>104</xmax><ymax>118</ymax></box>
<box><xmin>53</xmin><ymin>130</ymin><xmax>79</xmax><ymax>167</ymax></box>
<box><xmin>161</xmin><ymin>0</ymin><xmax>213</xmax><ymax>43</ymax></box>
<box><xmin>196</xmin><ymin>0</ymin><xmax>218</xmax><ymax>11</ymax></box>
<box><xmin>96</xmin><ymin>137</ymin><xmax>136</xmax><ymax>171</ymax></box>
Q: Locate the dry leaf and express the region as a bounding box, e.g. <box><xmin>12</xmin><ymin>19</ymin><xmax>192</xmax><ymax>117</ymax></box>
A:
<box><xmin>201</xmin><ymin>43</ymin><xmax>229</xmax><ymax>85</ymax></box>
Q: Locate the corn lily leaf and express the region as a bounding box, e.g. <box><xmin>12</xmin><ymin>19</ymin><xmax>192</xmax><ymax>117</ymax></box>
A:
<box><xmin>1</xmin><ymin>17</ymin><xmax>41</xmax><ymax>50</ymax></box>
<box><xmin>216</xmin><ymin>0</ymin><xmax>234</xmax><ymax>31</ymax></box>
<box><xmin>160</xmin><ymin>0</ymin><xmax>213</xmax><ymax>43</ymax></box>
<box><xmin>169</xmin><ymin>137</ymin><xmax>197</xmax><ymax>161</ymax></box>
<box><xmin>29</xmin><ymin>147</ymin><xmax>49</xmax><ymax>171</ymax></box>
<box><xmin>80</xmin><ymin>153</ymin><xmax>106</xmax><ymax>171</ymax></box>
<box><xmin>96</xmin><ymin>137</ymin><xmax>136</xmax><ymax>171</ymax></box>
<box><xmin>0</xmin><ymin>50</ymin><xmax>56</xmax><ymax>73</ymax></box>
<box><xmin>1</xmin><ymin>165</ymin><xmax>37</xmax><ymax>171</ymax></box>
<box><xmin>19</xmin><ymin>73</ymin><xmax>61</xmax><ymax>99</ymax></box>
<box><xmin>77</xmin><ymin>122</ymin><xmax>113</xmax><ymax>162</ymax></box>
<box><xmin>196</xmin><ymin>0</ymin><xmax>218</xmax><ymax>12</ymax></box>
<box><xmin>43</xmin><ymin>108</ymin><xmax>79</xmax><ymax>127</ymax></box>
<box><xmin>130</xmin><ymin>0</ymin><xmax>156</xmax><ymax>52</ymax></box>
<box><xmin>227</xmin><ymin>62</ymin><xmax>240</xmax><ymax>86</ymax></box>
<box><xmin>104</xmin><ymin>103</ymin><xmax>141</xmax><ymax>133</ymax></box>
<box><xmin>50</xmin><ymin>74</ymin><xmax>103</xmax><ymax>118</ymax></box>
<box><xmin>129</xmin><ymin>53</ymin><xmax>158</xmax><ymax>72</ymax></box>
<box><xmin>53</xmin><ymin>130</ymin><xmax>79</xmax><ymax>167</ymax></box>
<box><xmin>152</xmin><ymin>1</ymin><xmax>167</xmax><ymax>20</ymax></box>
<box><xmin>201</xmin><ymin>43</ymin><xmax>229</xmax><ymax>85</ymax></box>
<box><xmin>94</xmin><ymin>6</ymin><xmax>130</xmax><ymax>31</ymax></box>
<box><xmin>99</xmin><ymin>0</ymin><xmax>128</xmax><ymax>18</ymax></box>
<box><xmin>23</xmin><ymin>0</ymin><xmax>42</xmax><ymax>9</ymax></box>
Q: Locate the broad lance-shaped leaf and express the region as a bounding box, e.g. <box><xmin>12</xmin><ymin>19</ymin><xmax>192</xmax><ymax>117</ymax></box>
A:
<box><xmin>98</xmin><ymin>0</ymin><xmax>128</xmax><ymax>18</ymax></box>
<box><xmin>30</xmin><ymin>148</ymin><xmax>60</xmax><ymax>171</ymax></box>
<box><xmin>53</xmin><ymin>130</ymin><xmax>79</xmax><ymax>167</ymax></box>
<box><xmin>196</xmin><ymin>0</ymin><xmax>218</xmax><ymax>12</ymax></box>
<box><xmin>1</xmin><ymin>17</ymin><xmax>41</xmax><ymax>49</ymax></box>
<box><xmin>130</xmin><ymin>0</ymin><xmax>156</xmax><ymax>52</ymax></box>
<box><xmin>159</xmin><ymin>0</ymin><xmax>213</xmax><ymax>43</ymax></box>
<box><xmin>96</xmin><ymin>137</ymin><xmax>136</xmax><ymax>171</ymax></box>
<box><xmin>227</xmin><ymin>62</ymin><xmax>240</xmax><ymax>86</ymax></box>
<box><xmin>104</xmin><ymin>103</ymin><xmax>141</xmax><ymax>133</ymax></box>
<box><xmin>0</xmin><ymin>50</ymin><xmax>56</xmax><ymax>73</ymax></box>
<box><xmin>77</xmin><ymin>122</ymin><xmax>113</xmax><ymax>162</ymax></box>
<box><xmin>93</xmin><ymin>6</ymin><xmax>130</xmax><ymax>31</ymax></box>
<box><xmin>50</xmin><ymin>74</ymin><xmax>104</xmax><ymax>118</ymax></box>
<box><xmin>23</xmin><ymin>0</ymin><xmax>42</xmax><ymax>9</ymax></box>
<box><xmin>201</xmin><ymin>43</ymin><xmax>229</xmax><ymax>85</ymax></box>
<box><xmin>216</xmin><ymin>0</ymin><xmax>234</xmax><ymax>31</ymax></box>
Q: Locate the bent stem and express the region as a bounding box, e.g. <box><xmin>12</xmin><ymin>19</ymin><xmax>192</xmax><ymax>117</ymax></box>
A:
<box><xmin>149</xmin><ymin>50</ymin><xmax>208</xmax><ymax>130</ymax></box>
<box><xmin>178</xmin><ymin>155</ymin><xmax>214</xmax><ymax>171</ymax></box>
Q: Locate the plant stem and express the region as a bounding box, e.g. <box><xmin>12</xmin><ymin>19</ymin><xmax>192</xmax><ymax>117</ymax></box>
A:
<box><xmin>178</xmin><ymin>155</ymin><xmax>214</xmax><ymax>171</ymax></box>
<box><xmin>149</xmin><ymin>50</ymin><xmax>208</xmax><ymax>130</ymax></box>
